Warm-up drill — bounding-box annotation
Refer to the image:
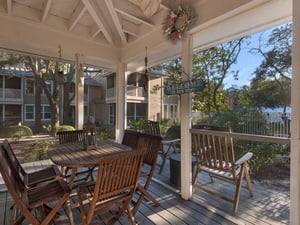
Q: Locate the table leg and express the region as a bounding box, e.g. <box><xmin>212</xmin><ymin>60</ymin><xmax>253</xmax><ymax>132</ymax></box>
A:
<box><xmin>68</xmin><ymin>168</ymin><xmax>77</xmax><ymax>189</ymax></box>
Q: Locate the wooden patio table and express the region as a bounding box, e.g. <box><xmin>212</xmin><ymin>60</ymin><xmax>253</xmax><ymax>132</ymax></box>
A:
<box><xmin>48</xmin><ymin>140</ymin><xmax>132</xmax><ymax>189</ymax></box>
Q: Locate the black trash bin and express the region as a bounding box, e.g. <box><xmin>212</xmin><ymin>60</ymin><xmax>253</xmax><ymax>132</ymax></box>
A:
<box><xmin>169</xmin><ymin>153</ymin><xmax>196</xmax><ymax>187</ymax></box>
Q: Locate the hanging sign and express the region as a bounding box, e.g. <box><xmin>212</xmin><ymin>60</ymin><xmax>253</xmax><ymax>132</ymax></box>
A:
<box><xmin>164</xmin><ymin>79</ymin><xmax>206</xmax><ymax>95</ymax></box>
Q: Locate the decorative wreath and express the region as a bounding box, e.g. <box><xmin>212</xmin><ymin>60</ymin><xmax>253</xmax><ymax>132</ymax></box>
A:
<box><xmin>164</xmin><ymin>5</ymin><xmax>193</xmax><ymax>42</ymax></box>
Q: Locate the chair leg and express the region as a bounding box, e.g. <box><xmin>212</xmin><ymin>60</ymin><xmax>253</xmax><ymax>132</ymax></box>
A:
<box><xmin>132</xmin><ymin>184</ymin><xmax>160</xmax><ymax>215</ymax></box>
<box><xmin>244</xmin><ymin>164</ymin><xmax>254</xmax><ymax>197</ymax></box>
<box><xmin>233</xmin><ymin>166</ymin><xmax>245</xmax><ymax>213</ymax></box>
<box><xmin>127</xmin><ymin>207</ymin><xmax>137</xmax><ymax>225</ymax></box>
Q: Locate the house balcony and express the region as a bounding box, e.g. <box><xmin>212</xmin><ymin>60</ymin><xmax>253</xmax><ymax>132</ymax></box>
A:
<box><xmin>106</xmin><ymin>86</ymin><xmax>148</xmax><ymax>102</ymax></box>
<box><xmin>0</xmin><ymin>88</ymin><xmax>22</xmax><ymax>103</ymax></box>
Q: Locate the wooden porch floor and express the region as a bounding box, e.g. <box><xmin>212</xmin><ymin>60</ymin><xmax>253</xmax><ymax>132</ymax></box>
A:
<box><xmin>0</xmin><ymin>157</ymin><xmax>290</xmax><ymax>225</ymax></box>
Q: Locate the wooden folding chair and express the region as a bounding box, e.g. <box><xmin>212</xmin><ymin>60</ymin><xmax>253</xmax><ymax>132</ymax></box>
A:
<box><xmin>77</xmin><ymin>149</ymin><xmax>146</xmax><ymax>225</ymax></box>
<box><xmin>131</xmin><ymin>132</ymin><xmax>162</xmax><ymax>215</ymax></box>
<box><xmin>2</xmin><ymin>139</ymin><xmax>60</xmax><ymax>190</ymax></box>
<box><xmin>191</xmin><ymin>125</ymin><xmax>253</xmax><ymax>213</ymax></box>
<box><xmin>142</xmin><ymin>120</ymin><xmax>181</xmax><ymax>174</ymax></box>
<box><xmin>122</xmin><ymin>129</ymin><xmax>141</xmax><ymax>149</ymax></box>
<box><xmin>0</xmin><ymin>147</ymin><xmax>73</xmax><ymax>225</ymax></box>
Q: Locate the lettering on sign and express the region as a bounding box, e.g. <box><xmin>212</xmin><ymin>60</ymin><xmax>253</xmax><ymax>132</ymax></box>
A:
<box><xmin>164</xmin><ymin>79</ymin><xmax>206</xmax><ymax>95</ymax></box>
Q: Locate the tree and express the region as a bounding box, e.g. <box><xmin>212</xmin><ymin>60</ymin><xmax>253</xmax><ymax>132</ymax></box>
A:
<box><xmin>25</xmin><ymin>57</ymin><xmax>75</xmax><ymax>136</ymax></box>
<box><xmin>156</xmin><ymin>39</ymin><xmax>244</xmax><ymax>117</ymax></box>
<box><xmin>250</xmin><ymin>23</ymin><xmax>292</xmax><ymax>112</ymax></box>
<box><xmin>192</xmin><ymin>38</ymin><xmax>244</xmax><ymax>113</ymax></box>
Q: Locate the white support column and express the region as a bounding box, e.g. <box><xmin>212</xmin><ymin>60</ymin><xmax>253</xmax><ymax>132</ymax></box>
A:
<box><xmin>290</xmin><ymin>1</ymin><xmax>300</xmax><ymax>224</ymax></box>
<box><xmin>75</xmin><ymin>53</ymin><xmax>85</xmax><ymax>129</ymax></box>
<box><xmin>115</xmin><ymin>63</ymin><xmax>127</xmax><ymax>143</ymax></box>
<box><xmin>180</xmin><ymin>35</ymin><xmax>193</xmax><ymax>199</ymax></box>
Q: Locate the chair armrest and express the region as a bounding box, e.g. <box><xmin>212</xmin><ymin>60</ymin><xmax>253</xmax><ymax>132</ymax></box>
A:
<box><xmin>162</xmin><ymin>139</ymin><xmax>181</xmax><ymax>145</ymax></box>
<box><xmin>235</xmin><ymin>152</ymin><xmax>253</xmax><ymax>165</ymax></box>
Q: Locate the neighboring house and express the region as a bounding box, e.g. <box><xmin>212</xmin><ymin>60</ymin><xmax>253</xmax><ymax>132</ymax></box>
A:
<box><xmin>0</xmin><ymin>67</ymin><xmax>179</xmax><ymax>129</ymax></box>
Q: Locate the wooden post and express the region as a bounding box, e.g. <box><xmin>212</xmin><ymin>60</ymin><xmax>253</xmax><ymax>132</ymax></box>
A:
<box><xmin>180</xmin><ymin>34</ymin><xmax>193</xmax><ymax>200</ymax></box>
<box><xmin>290</xmin><ymin>1</ymin><xmax>300</xmax><ymax>224</ymax></box>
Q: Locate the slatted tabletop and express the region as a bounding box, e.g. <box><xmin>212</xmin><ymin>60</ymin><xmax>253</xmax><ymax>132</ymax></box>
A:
<box><xmin>48</xmin><ymin>140</ymin><xmax>132</xmax><ymax>168</ymax></box>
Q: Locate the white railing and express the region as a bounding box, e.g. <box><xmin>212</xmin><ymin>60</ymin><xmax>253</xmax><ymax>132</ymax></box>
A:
<box><xmin>4</xmin><ymin>88</ymin><xmax>22</xmax><ymax>99</ymax></box>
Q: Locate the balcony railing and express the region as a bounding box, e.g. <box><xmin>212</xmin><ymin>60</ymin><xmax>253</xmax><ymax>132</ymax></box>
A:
<box><xmin>106</xmin><ymin>86</ymin><xmax>147</xmax><ymax>100</ymax></box>
<box><xmin>0</xmin><ymin>88</ymin><xmax>22</xmax><ymax>100</ymax></box>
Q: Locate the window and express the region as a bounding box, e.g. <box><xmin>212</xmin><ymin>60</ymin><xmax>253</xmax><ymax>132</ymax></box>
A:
<box><xmin>25</xmin><ymin>79</ymin><xmax>34</xmax><ymax>95</ymax></box>
<box><xmin>170</xmin><ymin>104</ymin><xmax>177</xmax><ymax>118</ymax></box>
<box><xmin>109</xmin><ymin>103</ymin><xmax>115</xmax><ymax>125</ymax></box>
<box><xmin>25</xmin><ymin>105</ymin><xmax>34</xmax><ymax>120</ymax></box>
<box><xmin>42</xmin><ymin>105</ymin><xmax>51</xmax><ymax>120</ymax></box>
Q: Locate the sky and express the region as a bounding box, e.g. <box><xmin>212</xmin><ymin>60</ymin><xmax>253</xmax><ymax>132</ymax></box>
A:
<box><xmin>223</xmin><ymin>28</ymin><xmax>273</xmax><ymax>88</ymax></box>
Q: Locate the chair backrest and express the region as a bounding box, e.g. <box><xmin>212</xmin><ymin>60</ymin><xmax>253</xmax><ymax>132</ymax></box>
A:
<box><xmin>142</xmin><ymin>120</ymin><xmax>161</xmax><ymax>137</ymax></box>
<box><xmin>136</xmin><ymin>132</ymin><xmax>162</xmax><ymax>167</ymax></box>
<box><xmin>191</xmin><ymin>125</ymin><xmax>237</xmax><ymax>179</ymax></box>
<box><xmin>57</xmin><ymin>129</ymin><xmax>85</xmax><ymax>144</ymax></box>
<box><xmin>0</xmin><ymin>147</ymin><xmax>34</xmax><ymax>219</ymax></box>
<box><xmin>1</xmin><ymin>140</ymin><xmax>27</xmax><ymax>191</ymax></box>
<box><xmin>87</xmin><ymin>149</ymin><xmax>146</xmax><ymax>223</ymax></box>
<box><xmin>122</xmin><ymin>129</ymin><xmax>141</xmax><ymax>149</ymax></box>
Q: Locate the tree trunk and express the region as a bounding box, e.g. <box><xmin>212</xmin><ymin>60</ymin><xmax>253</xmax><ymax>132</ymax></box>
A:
<box><xmin>34</xmin><ymin>76</ymin><xmax>43</xmax><ymax>133</ymax></box>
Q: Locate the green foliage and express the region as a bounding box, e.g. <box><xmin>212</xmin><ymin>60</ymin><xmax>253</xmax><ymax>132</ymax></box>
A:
<box><xmin>57</xmin><ymin>125</ymin><xmax>76</xmax><ymax>131</ymax></box>
<box><xmin>128</xmin><ymin>118</ymin><xmax>145</xmax><ymax>131</ymax></box>
<box><xmin>249</xmin><ymin>23</ymin><xmax>292</xmax><ymax>111</ymax></box>
<box><xmin>0</xmin><ymin>125</ymin><xmax>32</xmax><ymax>138</ymax></box>
<box><xmin>97</xmin><ymin>125</ymin><xmax>115</xmax><ymax>140</ymax></box>
<box><xmin>234</xmin><ymin>140</ymin><xmax>290</xmax><ymax>173</ymax></box>
<box><xmin>43</xmin><ymin>124</ymin><xmax>52</xmax><ymax>134</ymax></box>
<box><xmin>164</xmin><ymin>125</ymin><xmax>181</xmax><ymax>140</ymax></box>
<box><xmin>24</xmin><ymin>140</ymin><xmax>55</xmax><ymax>162</ymax></box>
<box><xmin>160</xmin><ymin>118</ymin><xmax>170</xmax><ymax>135</ymax></box>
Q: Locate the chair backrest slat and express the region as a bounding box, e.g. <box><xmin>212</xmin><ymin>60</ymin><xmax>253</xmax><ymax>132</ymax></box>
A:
<box><xmin>191</xmin><ymin>125</ymin><xmax>236</xmax><ymax>178</ymax></box>
<box><xmin>57</xmin><ymin>130</ymin><xmax>85</xmax><ymax>144</ymax></box>
<box><xmin>142</xmin><ymin>120</ymin><xmax>161</xmax><ymax>137</ymax></box>
<box><xmin>136</xmin><ymin>132</ymin><xmax>162</xmax><ymax>166</ymax></box>
<box><xmin>122</xmin><ymin>129</ymin><xmax>140</xmax><ymax>149</ymax></box>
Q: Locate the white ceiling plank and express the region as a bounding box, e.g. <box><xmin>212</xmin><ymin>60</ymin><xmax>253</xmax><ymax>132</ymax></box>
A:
<box><xmin>68</xmin><ymin>2</ymin><xmax>86</xmax><ymax>31</ymax></box>
<box><xmin>41</xmin><ymin>0</ymin><xmax>52</xmax><ymax>23</ymax></box>
<box><xmin>122</xmin><ymin>20</ymin><xmax>138</xmax><ymax>37</ymax></box>
<box><xmin>104</xmin><ymin>0</ymin><xmax>127</xmax><ymax>44</ymax></box>
<box><xmin>81</xmin><ymin>0</ymin><xmax>113</xmax><ymax>44</ymax></box>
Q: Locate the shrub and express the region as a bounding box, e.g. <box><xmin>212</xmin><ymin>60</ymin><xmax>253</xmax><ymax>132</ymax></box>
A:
<box><xmin>57</xmin><ymin>125</ymin><xmax>76</xmax><ymax>132</ymax></box>
<box><xmin>24</xmin><ymin>140</ymin><xmax>55</xmax><ymax>162</ymax></box>
<box><xmin>98</xmin><ymin>124</ymin><xmax>115</xmax><ymax>140</ymax></box>
<box><xmin>164</xmin><ymin>125</ymin><xmax>180</xmax><ymax>140</ymax></box>
<box><xmin>234</xmin><ymin>140</ymin><xmax>290</xmax><ymax>174</ymax></box>
<box><xmin>0</xmin><ymin>124</ymin><xmax>32</xmax><ymax>138</ymax></box>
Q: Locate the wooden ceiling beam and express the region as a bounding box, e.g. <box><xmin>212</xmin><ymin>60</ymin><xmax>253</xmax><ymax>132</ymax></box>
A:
<box><xmin>68</xmin><ymin>2</ymin><xmax>86</xmax><ymax>31</ymax></box>
<box><xmin>81</xmin><ymin>0</ymin><xmax>113</xmax><ymax>44</ymax></box>
<box><xmin>41</xmin><ymin>0</ymin><xmax>52</xmax><ymax>23</ymax></box>
<box><xmin>104</xmin><ymin>0</ymin><xmax>127</xmax><ymax>44</ymax></box>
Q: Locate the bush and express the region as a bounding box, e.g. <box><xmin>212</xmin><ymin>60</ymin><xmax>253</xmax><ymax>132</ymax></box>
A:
<box><xmin>164</xmin><ymin>125</ymin><xmax>180</xmax><ymax>140</ymax></box>
<box><xmin>98</xmin><ymin>124</ymin><xmax>115</xmax><ymax>140</ymax></box>
<box><xmin>0</xmin><ymin>124</ymin><xmax>32</xmax><ymax>138</ymax></box>
<box><xmin>24</xmin><ymin>140</ymin><xmax>55</xmax><ymax>162</ymax></box>
<box><xmin>234</xmin><ymin>140</ymin><xmax>290</xmax><ymax>174</ymax></box>
<box><xmin>57</xmin><ymin>125</ymin><xmax>76</xmax><ymax>131</ymax></box>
